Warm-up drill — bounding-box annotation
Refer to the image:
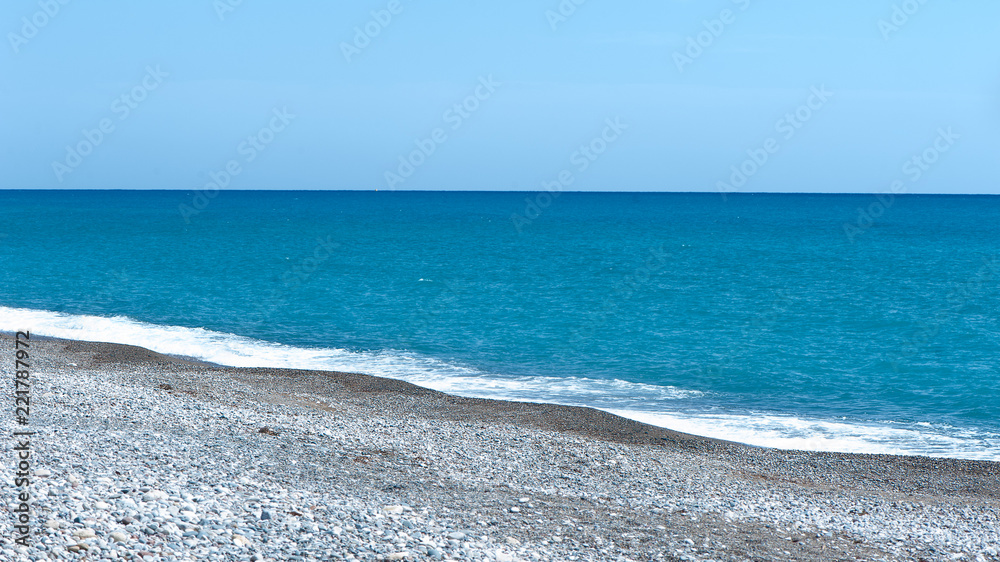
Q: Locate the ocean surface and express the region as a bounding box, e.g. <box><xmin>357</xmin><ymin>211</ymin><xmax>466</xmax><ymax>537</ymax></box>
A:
<box><xmin>1</xmin><ymin>190</ymin><xmax>999</xmax><ymax>460</ymax></box>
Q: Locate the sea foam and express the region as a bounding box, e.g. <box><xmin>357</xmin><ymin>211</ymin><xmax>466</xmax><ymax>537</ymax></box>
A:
<box><xmin>3</xmin><ymin>305</ymin><xmax>998</xmax><ymax>461</ymax></box>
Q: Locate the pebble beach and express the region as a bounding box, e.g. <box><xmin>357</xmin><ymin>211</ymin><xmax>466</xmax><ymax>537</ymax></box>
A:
<box><xmin>2</xmin><ymin>335</ymin><xmax>999</xmax><ymax>561</ymax></box>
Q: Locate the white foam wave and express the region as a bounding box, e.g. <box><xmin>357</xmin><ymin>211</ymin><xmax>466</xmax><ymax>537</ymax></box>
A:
<box><xmin>607</xmin><ymin>409</ymin><xmax>1000</xmax><ymax>461</ymax></box>
<box><xmin>3</xmin><ymin>305</ymin><xmax>998</xmax><ymax>461</ymax></box>
<box><xmin>0</xmin><ymin>305</ymin><xmax>696</xmax><ymax>407</ymax></box>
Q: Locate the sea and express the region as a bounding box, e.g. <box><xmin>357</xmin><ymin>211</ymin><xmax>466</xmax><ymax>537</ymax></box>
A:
<box><xmin>1</xmin><ymin>190</ymin><xmax>998</xmax><ymax>460</ymax></box>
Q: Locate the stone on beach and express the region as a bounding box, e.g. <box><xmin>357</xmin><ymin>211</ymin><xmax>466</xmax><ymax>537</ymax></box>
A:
<box><xmin>142</xmin><ymin>490</ymin><xmax>168</xmax><ymax>501</ymax></box>
<box><xmin>72</xmin><ymin>528</ymin><xmax>96</xmax><ymax>538</ymax></box>
<box><xmin>8</xmin><ymin>335</ymin><xmax>999</xmax><ymax>562</ymax></box>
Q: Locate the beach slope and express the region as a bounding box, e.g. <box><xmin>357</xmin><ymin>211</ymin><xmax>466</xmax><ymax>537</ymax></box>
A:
<box><xmin>2</xmin><ymin>335</ymin><xmax>998</xmax><ymax>561</ymax></box>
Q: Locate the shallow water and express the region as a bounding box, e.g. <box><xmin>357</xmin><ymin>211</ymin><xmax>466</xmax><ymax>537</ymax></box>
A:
<box><xmin>2</xmin><ymin>190</ymin><xmax>998</xmax><ymax>459</ymax></box>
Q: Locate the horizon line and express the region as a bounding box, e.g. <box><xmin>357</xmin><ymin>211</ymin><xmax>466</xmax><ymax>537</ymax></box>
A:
<box><xmin>2</xmin><ymin>189</ymin><xmax>999</xmax><ymax>196</ymax></box>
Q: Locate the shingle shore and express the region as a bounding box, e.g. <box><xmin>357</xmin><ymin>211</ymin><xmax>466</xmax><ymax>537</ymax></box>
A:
<box><xmin>1</xmin><ymin>336</ymin><xmax>998</xmax><ymax>561</ymax></box>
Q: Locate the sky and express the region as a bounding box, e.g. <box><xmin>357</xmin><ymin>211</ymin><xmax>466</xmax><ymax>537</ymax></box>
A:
<box><xmin>2</xmin><ymin>0</ymin><xmax>998</xmax><ymax>193</ymax></box>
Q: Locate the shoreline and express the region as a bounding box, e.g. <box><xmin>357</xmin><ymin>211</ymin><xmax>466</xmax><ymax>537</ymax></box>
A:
<box><xmin>2</xmin><ymin>334</ymin><xmax>999</xmax><ymax>560</ymax></box>
<box><xmin>3</xmin><ymin>321</ymin><xmax>996</xmax><ymax>463</ymax></box>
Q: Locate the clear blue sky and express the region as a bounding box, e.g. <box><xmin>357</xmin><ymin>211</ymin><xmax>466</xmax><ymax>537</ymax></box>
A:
<box><xmin>3</xmin><ymin>0</ymin><xmax>998</xmax><ymax>192</ymax></box>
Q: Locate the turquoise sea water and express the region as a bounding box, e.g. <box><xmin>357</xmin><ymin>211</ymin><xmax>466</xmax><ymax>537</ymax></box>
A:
<box><xmin>1</xmin><ymin>190</ymin><xmax>998</xmax><ymax>459</ymax></box>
